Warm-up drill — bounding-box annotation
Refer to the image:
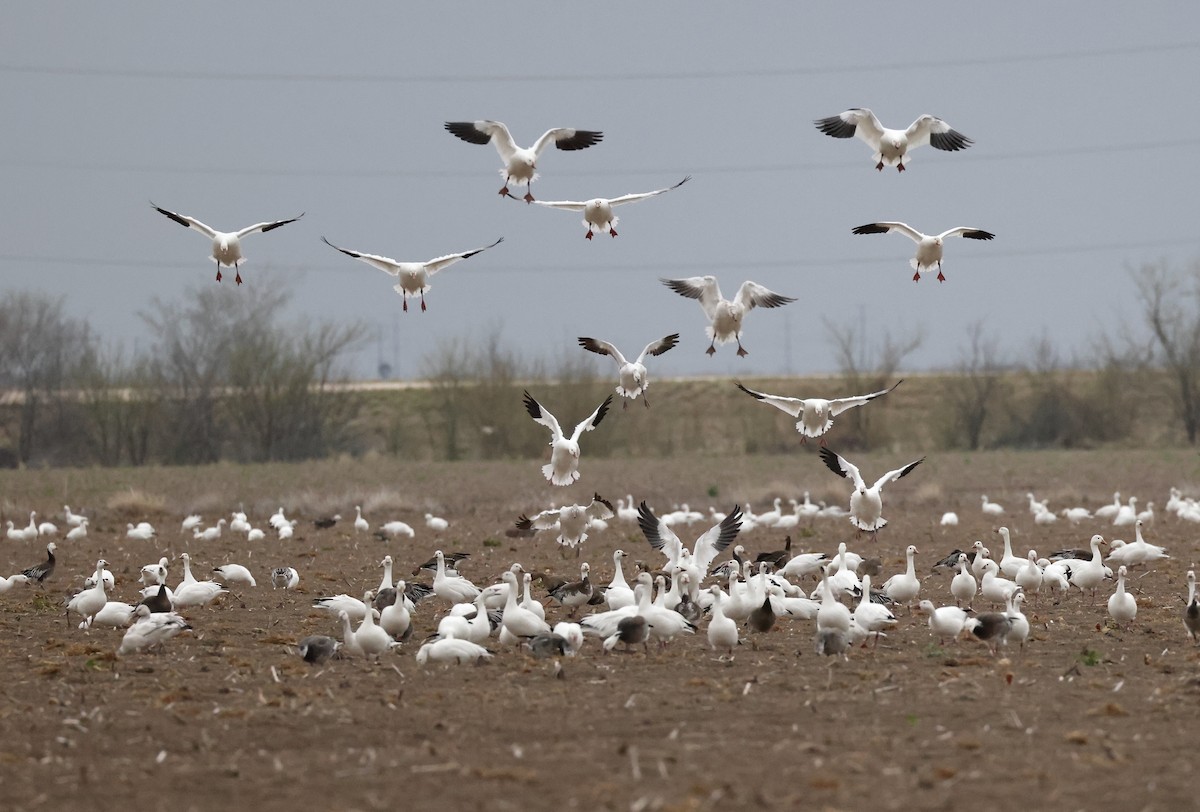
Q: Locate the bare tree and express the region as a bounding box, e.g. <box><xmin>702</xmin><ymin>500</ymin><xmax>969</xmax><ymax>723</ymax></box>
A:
<box><xmin>824</xmin><ymin>318</ymin><xmax>924</xmax><ymax>446</ymax></box>
<box><xmin>1132</xmin><ymin>260</ymin><xmax>1200</xmax><ymax>443</ymax></box>
<box><xmin>0</xmin><ymin>292</ymin><xmax>93</xmax><ymax>464</ymax></box>
<box><xmin>941</xmin><ymin>320</ymin><xmax>1006</xmax><ymax>449</ymax></box>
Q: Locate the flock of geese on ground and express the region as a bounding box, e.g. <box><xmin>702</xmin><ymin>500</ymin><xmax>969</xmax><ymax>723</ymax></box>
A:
<box><xmin>1</xmin><ymin>484</ymin><xmax>1198</xmax><ymax>665</ymax></box>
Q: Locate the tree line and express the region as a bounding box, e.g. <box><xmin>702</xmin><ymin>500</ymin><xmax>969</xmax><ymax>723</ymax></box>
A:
<box><xmin>1</xmin><ymin>261</ymin><xmax>1197</xmax><ymax>467</ymax></box>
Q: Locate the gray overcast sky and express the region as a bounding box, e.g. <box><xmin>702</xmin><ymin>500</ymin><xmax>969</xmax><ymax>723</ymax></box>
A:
<box><xmin>3</xmin><ymin>2</ymin><xmax>1199</xmax><ymax>381</ymax></box>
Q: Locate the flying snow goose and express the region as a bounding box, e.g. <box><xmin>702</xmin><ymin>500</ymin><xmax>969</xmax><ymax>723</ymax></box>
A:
<box><xmin>152</xmin><ymin>203</ymin><xmax>303</xmax><ymax>285</ymax></box>
<box><xmin>515</xmin><ymin>494</ymin><xmax>615</xmax><ymax>549</ymax></box>
<box><xmin>444</xmin><ymin>119</ymin><xmax>603</xmax><ymax>202</ymax></box>
<box><xmin>1185</xmin><ymin>570</ymin><xmax>1200</xmax><ymax>643</ymax></box>
<box><xmin>817</xmin><ymin>446</ymin><xmax>924</xmax><ymax>537</ymax></box>
<box><xmin>322</xmin><ymin>235</ymin><xmax>502</xmax><ymax>312</ymax></box>
<box><xmin>578</xmin><ymin>333</ymin><xmax>680</xmax><ymax>408</ymax></box>
<box><xmin>117</xmin><ymin>605</ymin><xmax>192</xmax><ymax>655</ymax></box>
<box><xmin>533</xmin><ymin>176</ymin><xmax>690</xmax><ymax>238</ymax></box>
<box><xmin>637</xmin><ymin>501</ymin><xmax>743</xmax><ymax>577</ymax></box>
<box><xmin>21</xmin><ymin>542</ymin><xmax>57</xmax><ymax>585</ymax></box>
<box><xmin>813</xmin><ymin>108</ymin><xmax>973</xmax><ymax>172</ymax></box>
<box><xmin>1107</xmin><ymin>566</ymin><xmax>1137</xmax><ymax>627</ymax></box>
<box><xmin>661</xmin><ymin>276</ymin><xmax>797</xmax><ymax>357</ymax></box>
<box><xmin>523</xmin><ymin>390</ymin><xmax>613</xmax><ymax>486</ymax></box>
<box><xmin>734</xmin><ymin>379</ymin><xmax>901</xmax><ymax>444</ymax></box>
<box><xmin>852</xmin><ymin>221</ymin><xmax>995</xmax><ymax>282</ymax></box>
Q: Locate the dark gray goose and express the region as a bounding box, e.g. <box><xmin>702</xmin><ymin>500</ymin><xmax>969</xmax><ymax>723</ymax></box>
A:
<box><xmin>965</xmin><ymin>613</ymin><xmax>1013</xmax><ymax>655</ymax></box>
<box><xmin>297</xmin><ymin>635</ymin><xmax>340</xmax><ymax>665</ymax></box>
<box><xmin>1186</xmin><ymin>570</ymin><xmax>1200</xmax><ymax>644</ymax></box>
<box><xmin>603</xmin><ymin>615</ymin><xmax>650</xmax><ymax>653</ymax></box>
<box><xmin>22</xmin><ymin>542</ymin><xmax>57</xmax><ymax>586</ymax></box>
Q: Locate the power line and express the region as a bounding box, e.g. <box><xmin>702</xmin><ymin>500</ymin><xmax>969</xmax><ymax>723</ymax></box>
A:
<box><xmin>3</xmin><ymin>236</ymin><xmax>1196</xmax><ymax>275</ymax></box>
<box><xmin>1</xmin><ymin>41</ymin><xmax>1195</xmax><ymax>85</ymax></box>
<box><xmin>2</xmin><ymin>137</ymin><xmax>1196</xmax><ymax>181</ymax></box>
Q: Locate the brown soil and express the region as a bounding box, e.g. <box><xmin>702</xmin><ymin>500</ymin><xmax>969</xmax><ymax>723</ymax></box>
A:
<box><xmin>2</xmin><ymin>450</ymin><xmax>1199</xmax><ymax>811</ymax></box>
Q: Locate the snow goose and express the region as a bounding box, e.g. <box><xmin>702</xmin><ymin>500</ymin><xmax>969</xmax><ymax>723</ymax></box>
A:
<box><xmin>1095</xmin><ymin>492</ymin><xmax>1122</xmax><ymax>520</ymax></box>
<box><xmin>152</xmin><ymin>203</ymin><xmax>303</xmax><ymax>285</ymax></box>
<box><xmin>380</xmin><ymin>579</ymin><xmax>413</xmax><ymax>641</ymax></box>
<box><xmin>66</xmin><ymin>560</ymin><xmax>109</xmax><ymax>626</ymax></box>
<box><xmin>1039</xmin><ymin>558</ymin><xmax>1071</xmax><ymax>596</ymax></box>
<box><xmin>444</xmin><ymin>119</ymin><xmax>603</xmax><ymax>202</ymax></box>
<box><xmin>416</xmin><ymin>637</ymin><xmax>493</xmax><ymax>665</ymax></box>
<box><xmin>1005</xmin><ymin>591</ymin><xmax>1030</xmax><ymax>650</ymax></box>
<box><xmin>637</xmin><ymin>501</ymin><xmax>743</xmax><ymax>578</ymax></box>
<box><xmin>268</xmin><ymin>506</ymin><xmax>289</xmax><ymax>530</ymax></box>
<box><xmin>552</xmin><ymin>621</ymin><xmax>584</xmax><ymax>655</ymax></box>
<box><xmin>172</xmin><ymin>579</ymin><xmax>226</xmax><ymax>610</ymax></box>
<box><xmin>882</xmin><ymin>545</ymin><xmax>920</xmax><ymax>606</ymax></box>
<box><xmin>271</xmin><ymin>566</ymin><xmax>300</xmax><ymax>590</ymax></box>
<box><xmin>604</xmin><ymin>550</ymin><xmax>636</xmax><ymax>611</ymax></box>
<box><xmin>379</xmin><ymin>520</ymin><xmax>415</xmax><ymax>539</ymax></box>
<box><xmin>515</xmin><ymin>494</ymin><xmax>614</xmax><ymax>549</ymax></box>
<box><xmin>818</xmin><ymin>446</ymin><xmax>924</xmax><ymax>536</ymax></box>
<box><xmin>964</xmin><ymin>612</ymin><xmax>1013</xmax><ymax>655</ymax></box>
<box><xmin>616</xmin><ymin>497</ymin><xmax>639</xmax><ymax>523</ymax></box>
<box><xmin>1015</xmin><ymin>551</ymin><xmax>1043</xmax><ymax>601</ymax></box>
<box><xmin>125</xmin><ymin>523</ymin><xmax>156</xmax><ymax>541</ymax></box>
<box><xmin>1113</xmin><ymin>497</ymin><xmax>1138</xmax><ymax>527</ymax></box>
<box><xmin>1034</xmin><ymin>508</ymin><xmax>1057</xmax><ymax>526</ymax></box>
<box><xmin>21</xmin><ymin>542</ymin><xmax>57</xmax><ymax>585</ymax></box>
<box><xmin>192</xmin><ymin>519</ymin><xmax>227</xmax><ymax>542</ymax></box>
<box><xmin>1026</xmin><ymin>493</ymin><xmax>1049</xmax><ymax>516</ymax></box>
<box><xmin>1107</xmin><ymin>567</ymin><xmax>1137</xmax><ymax>627</ymax></box>
<box><xmin>1060</xmin><ymin>506</ymin><xmax>1093</xmax><ymax>525</ymax></box>
<box><xmin>247</xmin><ymin>527</ymin><xmax>266</xmax><ymax>542</ymax></box>
<box><xmin>433</xmin><ymin>550</ymin><xmax>480</xmax><ymax>604</ymax></box>
<box><xmin>500</xmin><ymin>571</ymin><xmax>551</xmax><ymax>641</ymax></box>
<box><xmin>1136</xmin><ymin>501</ymin><xmax>1155</xmax><ymax>525</ymax></box>
<box><xmin>83</xmin><ymin>601</ymin><xmax>138</xmax><ymax>629</ymax></box>
<box><xmin>425</xmin><ymin>513</ymin><xmax>449</xmax><ymax>533</ymax></box>
<box><xmin>354</xmin><ymin>597</ymin><xmax>394</xmax><ymax>659</ymax></box>
<box><xmin>1105</xmin><ymin>520</ymin><xmax>1169</xmax><ymax>568</ymax></box>
<box><xmin>980</xmin><ymin>495</ymin><xmax>1005</xmax><ymax>517</ymax></box>
<box><xmin>349</xmin><ymin>505</ymin><xmax>369</xmax><ymax>534</ymax></box>
<box><xmin>534</xmin><ymin>176</ymin><xmax>690</xmax><ymax>238</ymax></box>
<box><xmin>661</xmin><ymin>275</ymin><xmax>796</xmax><ymax>357</ymax></box>
<box><xmin>734</xmin><ymin>379</ymin><xmax>901</xmax><ymax>444</ymax></box>
<box><xmin>969</xmin><ymin>541</ymin><xmax>992</xmax><ymax>578</ymax></box>
<box><xmin>180</xmin><ymin>514</ymin><xmax>203</xmax><ymax>534</ymax></box>
<box><xmin>230</xmin><ymin>512</ymin><xmax>252</xmax><ymax>533</ymax></box>
<box><xmin>950</xmin><ymin>553</ymin><xmax>977</xmax><ymax>608</ymax></box>
<box><xmin>852</xmin><ymin>574</ymin><xmax>897</xmax><ymax>644</ymax></box>
<box><xmin>853</xmin><ymin>221</ymin><xmax>995</xmax><ymax>282</ymax></box>
<box><xmin>63</xmin><ymin>505</ymin><xmax>85</xmax><ymax>527</ymax></box>
<box><xmin>706</xmin><ymin>586</ymin><xmax>739</xmax><ymax>655</ymax></box>
<box><xmin>337</xmin><ymin>610</ymin><xmax>365</xmax><ymax>658</ymax></box>
<box><xmin>548</xmin><ymin>563</ymin><xmax>594</xmax><ymax>617</ymax></box>
<box><xmin>814</xmin><ymin>108</ymin><xmax>972</xmax><ymax>171</ymax></box>
<box><xmin>578</xmin><ymin>333</ymin><xmax>679</xmax><ymax>408</ymax></box>
<box><xmin>64</xmin><ymin>518</ymin><xmax>88</xmax><ymax>541</ymax></box>
<box><xmin>816</xmin><ymin>566</ymin><xmax>852</xmax><ymax>636</ymax></box>
<box><xmin>1185</xmin><ymin>571</ymin><xmax>1200</xmax><ymax>643</ymax></box>
<box><xmin>1068</xmin><ymin>535</ymin><xmax>1109</xmax><ymax>601</ymax></box>
<box><xmin>996</xmin><ymin>527</ymin><xmax>1025</xmax><ymax>577</ymax></box>
<box><xmin>213</xmin><ymin>563</ymin><xmax>256</xmax><ymax>588</ymax></box>
<box><xmin>0</xmin><ymin>574</ymin><xmax>29</xmax><ymax>594</ymax></box>
<box><xmin>939</xmin><ymin>511</ymin><xmax>959</xmax><ymax>526</ymax></box>
<box><xmin>918</xmin><ymin>600</ymin><xmax>969</xmax><ymax>645</ymax></box>
<box><xmin>297</xmin><ymin>635</ymin><xmax>340</xmax><ymax>665</ymax></box>
<box><xmin>523</xmin><ymin>390</ymin><xmax>613</xmax><ymax>486</ymax></box>
<box><xmin>117</xmin><ymin>605</ymin><xmax>192</xmax><ymax>655</ymax></box>
<box><xmin>603</xmin><ymin>615</ymin><xmax>650</xmax><ymax>654</ymax></box>
<box><xmin>322</xmin><ymin>235</ymin><xmax>502</xmax><ymax>312</ymax></box>
<box><xmin>5</xmin><ymin>520</ymin><xmax>31</xmax><ymax>542</ymax></box>
<box><xmin>979</xmin><ymin>559</ymin><xmax>1019</xmax><ymax>606</ymax></box>
<box><xmin>36</xmin><ymin>518</ymin><xmax>58</xmax><ymax>536</ymax></box>
<box><xmin>777</xmin><ymin>551</ymin><xmax>829</xmax><ymax>581</ymax></box>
